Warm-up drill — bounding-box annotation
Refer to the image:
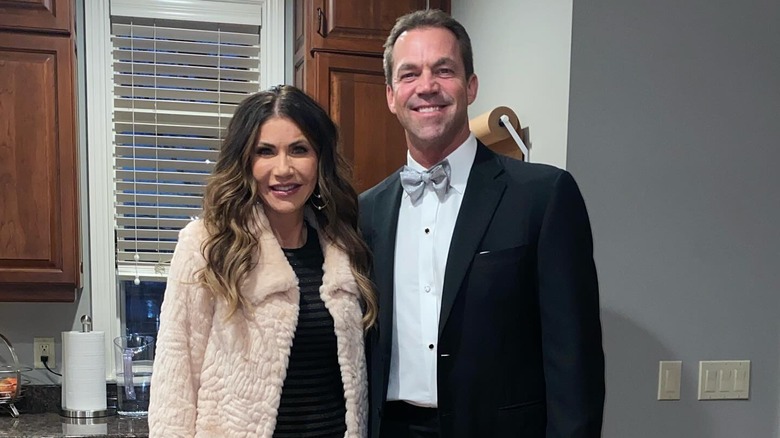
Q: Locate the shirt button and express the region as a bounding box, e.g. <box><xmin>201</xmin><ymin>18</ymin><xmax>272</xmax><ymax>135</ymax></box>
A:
<box><xmin>424</xmin><ymin>228</ymin><xmax>430</xmax><ymax>234</ymax></box>
<box><xmin>424</xmin><ymin>286</ymin><xmax>431</xmax><ymax>293</ymax></box>
<box><xmin>428</xmin><ymin>344</ymin><xmax>435</xmax><ymax>350</ymax></box>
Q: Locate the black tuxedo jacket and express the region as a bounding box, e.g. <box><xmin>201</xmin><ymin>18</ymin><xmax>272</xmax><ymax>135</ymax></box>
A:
<box><xmin>358</xmin><ymin>143</ymin><xmax>605</xmax><ymax>437</ymax></box>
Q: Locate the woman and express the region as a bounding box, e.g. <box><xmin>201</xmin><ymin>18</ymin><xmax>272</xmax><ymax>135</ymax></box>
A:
<box><xmin>148</xmin><ymin>85</ymin><xmax>376</xmax><ymax>437</ymax></box>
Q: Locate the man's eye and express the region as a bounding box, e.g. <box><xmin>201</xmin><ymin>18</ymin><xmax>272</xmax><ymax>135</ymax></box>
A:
<box><xmin>398</xmin><ymin>72</ymin><xmax>416</xmax><ymax>81</ymax></box>
<box><xmin>437</xmin><ymin>68</ymin><xmax>454</xmax><ymax>76</ymax></box>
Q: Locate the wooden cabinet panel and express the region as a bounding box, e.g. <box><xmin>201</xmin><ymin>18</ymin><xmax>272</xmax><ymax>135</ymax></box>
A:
<box><xmin>294</xmin><ymin>55</ymin><xmax>306</xmax><ymax>90</ymax></box>
<box><xmin>294</xmin><ymin>0</ymin><xmax>452</xmax><ymax>192</ymax></box>
<box><xmin>0</xmin><ymin>32</ymin><xmax>79</xmax><ymax>301</ymax></box>
<box><xmin>312</xmin><ymin>53</ymin><xmax>407</xmax><ymax>192</ymax></box>
<box><xmin>294</xmin><ymin>0</ymin><xmax>305</xmax><ymax>57</ymax></box>
<box><xmin>0</xmin><ymin>0</ymin><xmax>73</xmax><ymax>34</ymax></box>
<box><xmin>301</xmin><ymin>0</ymin><xmax>449</xmax><ymax>55</ymax></box>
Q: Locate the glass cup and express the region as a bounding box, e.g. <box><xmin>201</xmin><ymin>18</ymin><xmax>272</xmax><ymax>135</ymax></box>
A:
<box><xmin>113</xmin><ymin>335</ymin><xmax>154</xmax><ymax>416</ymax></box>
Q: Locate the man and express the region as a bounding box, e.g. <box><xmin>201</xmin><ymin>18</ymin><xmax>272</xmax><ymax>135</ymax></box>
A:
<box><xmin>359</xmin><ymin>9</ymin><xmax>605</xmax><ymax>438</ymax></box>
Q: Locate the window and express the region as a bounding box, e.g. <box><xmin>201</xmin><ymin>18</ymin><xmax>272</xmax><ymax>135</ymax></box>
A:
<box><xmin>84</xmin><ymin>0</ymin><xmax>284</xmax><ymax>378</ymax></box>
<box><xmin>113</xmin><ymin>15</ymin><xmax>263</xmax><ymax>336</ymax></box>
<box><xmin>113</xmin><ymin>17</ymin><xmax>261</xmax><ymax>280</ymax></box>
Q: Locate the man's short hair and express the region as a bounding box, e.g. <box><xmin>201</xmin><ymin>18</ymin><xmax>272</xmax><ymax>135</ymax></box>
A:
<box><xmin>383</xmin><ymin>9</ymin><xmax>474</xmax><ymax>87</ymax></box>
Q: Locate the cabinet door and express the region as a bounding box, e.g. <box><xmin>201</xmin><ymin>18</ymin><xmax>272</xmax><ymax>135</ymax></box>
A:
<box><xmin>300</xmin><ymin>0</ymin><xmax>450</xmax><ymax>55</ymax></box>
<box><xmin>0</xmin><ymin>32</ymin><xmax>79</xmax><ymax>301</ymax></box>
<box><xmin>310</xmin><ymin>52</ymin><xmax>407</xmax><ymax>193</ymax></box>
<box><xmin>0</xmin><ymin>0</ymin><xmax>73</xmax><ymax>34</ymax></box>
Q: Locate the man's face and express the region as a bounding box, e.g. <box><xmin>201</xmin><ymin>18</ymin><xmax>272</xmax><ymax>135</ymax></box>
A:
<box><xmin>386</xmin><ymin>27</ymin><xmax>478</xmax><ymax>159</ymax></box>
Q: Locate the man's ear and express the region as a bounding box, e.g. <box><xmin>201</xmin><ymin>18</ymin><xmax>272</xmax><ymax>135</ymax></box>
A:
<box><xmin>386</xmin><ymin>84</ymin><xmax>397</xmax><ymax>114</ymax></box>
<box><xmin>466</xmin><ymin>74</ymin><xmax>478</xmax><ymax>105</ymax></box>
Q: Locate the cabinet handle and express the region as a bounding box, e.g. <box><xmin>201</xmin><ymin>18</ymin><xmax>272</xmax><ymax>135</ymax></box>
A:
<box><xmin>316</xmin><ymin>7</ymin><xmax>327</xmax><ymax>37</ymax></box>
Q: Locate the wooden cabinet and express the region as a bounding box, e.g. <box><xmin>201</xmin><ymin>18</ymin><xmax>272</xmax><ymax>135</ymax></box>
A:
<box><xmin>298</xmin><ymin>0</ymin><xmax>447</xmax><ymax>55</ymax></box>
<box><xmin>0</xmin><ymin>0</ymin><xmax>73</xmax><ymax>34</ymax></box>
<box><xmin>0</xmin><ymin>0</ymin><xmax>79</xmax><ymax>302</ymax></box>
<box><xmin>294</xmin><ymin>0</ymin><xmax>450</xmax><ymax>192</ymax></box>
<box><xmin>309</xmin><ymin>53</ymin><xmax>409</xmax><ymax>190</ymax></box>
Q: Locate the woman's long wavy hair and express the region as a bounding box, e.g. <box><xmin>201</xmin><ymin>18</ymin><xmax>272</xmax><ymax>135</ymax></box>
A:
<box><xmin>198</xmin><ymin>85</ymin><xmax>377</xmax><ymax>328</ymax></box>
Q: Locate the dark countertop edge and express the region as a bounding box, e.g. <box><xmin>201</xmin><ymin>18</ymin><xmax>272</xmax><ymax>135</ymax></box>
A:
<box><xmin>0</xmin><ymin>412</ymin><xmax>148</xmax><ymax>437</ymax></box>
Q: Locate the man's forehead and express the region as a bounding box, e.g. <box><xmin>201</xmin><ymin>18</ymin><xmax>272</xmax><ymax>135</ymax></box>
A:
<box><xmin>395</xmin><ymin>57</ymin><xmax>456</xmax><ymax>71</ymax></box>
<box><xmin>392</xmin><ymin>28</ymin><xmax>460</xmax><ymax>67</ymax></box>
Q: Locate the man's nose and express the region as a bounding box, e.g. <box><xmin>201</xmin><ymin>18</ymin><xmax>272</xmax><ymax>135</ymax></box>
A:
<box><xmin>416</xmin><ymin>70</ymin><xmax>440</xmax><ymax>95</ymax></box>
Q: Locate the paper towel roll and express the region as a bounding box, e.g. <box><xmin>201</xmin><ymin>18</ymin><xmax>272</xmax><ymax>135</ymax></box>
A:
<box><xmin>469</xmin><ymin>106</ymin><xmax>521</xmax><ymax>147</ymax></box>
<box><xmin>61</xmin><ymin>331</ymin><xmax>107</xmax><ymax>412</ymax></box>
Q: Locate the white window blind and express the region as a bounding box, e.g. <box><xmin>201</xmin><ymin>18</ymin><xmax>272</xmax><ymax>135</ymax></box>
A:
<box><xmin>112</xmin><ymin>17</ymin><xmax>261</xmax><ymax>280</ymax></box>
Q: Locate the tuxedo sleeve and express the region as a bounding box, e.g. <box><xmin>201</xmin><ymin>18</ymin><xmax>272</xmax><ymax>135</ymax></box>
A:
<box><xmin>536</xmin><ymin>170</ymin><xmax>605</xmax><ymax>437</ymax></box>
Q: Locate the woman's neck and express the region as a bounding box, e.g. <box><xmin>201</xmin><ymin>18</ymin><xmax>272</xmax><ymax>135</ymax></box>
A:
<box><xmin>266</xmin><ymin>211</ymin><xmax>307</xmax><ymax>249</ymax></box>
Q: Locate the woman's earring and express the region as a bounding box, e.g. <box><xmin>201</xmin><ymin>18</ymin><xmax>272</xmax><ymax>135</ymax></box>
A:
<box><xmin>310</xmin><ymin>190</ymin><xmax>328</xmax><ymax>211</ymax></box>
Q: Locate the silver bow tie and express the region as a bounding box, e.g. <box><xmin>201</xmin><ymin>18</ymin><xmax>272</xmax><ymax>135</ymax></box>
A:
<box><xmin>399</xmin><ymin>160</ymin><xmax>451</xmax><ymax>204</ymax></box>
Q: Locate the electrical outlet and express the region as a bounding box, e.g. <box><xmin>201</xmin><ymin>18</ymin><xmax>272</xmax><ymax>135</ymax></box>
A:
<box><xmin>33</xmin><ymin>337</ymin><xmax>55</xmax><ymax>369</ymax></box>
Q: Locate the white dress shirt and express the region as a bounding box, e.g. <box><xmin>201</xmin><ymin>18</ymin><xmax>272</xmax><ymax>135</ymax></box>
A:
<box><xmin>387</xmin><ymin>134</ymin><xmax>477</xmax><ymax>407</ymax></box>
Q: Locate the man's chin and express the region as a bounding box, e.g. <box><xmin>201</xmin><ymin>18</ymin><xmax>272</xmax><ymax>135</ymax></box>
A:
<box><xmin>409</xmin><ymin>127</ymin><xmax>447</xmax><ymax>145</ymax></box>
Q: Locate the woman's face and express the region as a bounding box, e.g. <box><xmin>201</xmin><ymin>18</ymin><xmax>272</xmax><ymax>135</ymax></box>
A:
<box><xmin>252</xmin><ymin>116</ymin><xmax>318</xmax><ymax>223</ymax></box>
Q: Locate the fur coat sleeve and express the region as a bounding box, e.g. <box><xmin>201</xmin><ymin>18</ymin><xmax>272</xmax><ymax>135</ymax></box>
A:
<box><xmin>148</xmin><ymin>221</ymin><xmax>215</xmax><ymax>437</ymax></box>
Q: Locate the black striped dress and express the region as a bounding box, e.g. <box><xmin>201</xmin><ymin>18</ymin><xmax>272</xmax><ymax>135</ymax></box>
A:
<box><xmin>273</xmin><ymin>224</ymin><xmax>347</xmax><ymax>437</ymax></box>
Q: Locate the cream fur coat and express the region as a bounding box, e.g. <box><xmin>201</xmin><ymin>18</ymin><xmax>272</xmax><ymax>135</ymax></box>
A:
<box><xmin>148</xmin><ymin>208</ymin><xmax>368</xmax><ymax>437</ymax></box>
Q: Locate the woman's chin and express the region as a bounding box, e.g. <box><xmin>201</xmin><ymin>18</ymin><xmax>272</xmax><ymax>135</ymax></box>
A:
<box><xmin>262</xmin><ymin>199</ymin><xmax>307</xmax><ymax>218</ymax></box>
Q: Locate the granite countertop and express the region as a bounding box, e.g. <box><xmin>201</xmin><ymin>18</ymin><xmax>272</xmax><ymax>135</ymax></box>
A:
<box><xmin>0</xmin><ymin>413</ymin><xmax>148</xmax><ymax>437</ymax></box>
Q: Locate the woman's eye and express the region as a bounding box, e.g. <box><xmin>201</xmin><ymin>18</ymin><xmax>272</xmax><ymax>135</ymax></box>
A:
<box><xmin>292</xmin><ymin>145</ymin><xmax>310</xmax><ymax>155</ymax></box>
<box><xmin>256</xmin><ymin>147</ymin><xmax>274</xmax><ymax>156</ymax></box>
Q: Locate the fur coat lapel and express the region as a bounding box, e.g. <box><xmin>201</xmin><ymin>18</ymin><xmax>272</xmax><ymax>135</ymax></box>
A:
<box><xmin>239</xmin><ymin>205</ymin><xmax>360</xmax><ymax>306</ymax></box>
<box><xmin>149</xmin><ymin>206</ymin><xmax>367</xmax><ymax>438</ymax></box>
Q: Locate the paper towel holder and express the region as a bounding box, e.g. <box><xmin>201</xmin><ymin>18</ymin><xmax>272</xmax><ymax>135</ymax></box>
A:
<box><xmin>61</xmin><ymin>407</ymin><xmax>113</xmax><ymax>419</ymax></box>
<box><xmin>60</xmin><ymin>314</ymin><xmax>113</xmax><ymax>419</ymax></box>
<box><xmin>80</xmin><ymin>315</ymin><xmax>92</xmax><ymax>332</ymax></box>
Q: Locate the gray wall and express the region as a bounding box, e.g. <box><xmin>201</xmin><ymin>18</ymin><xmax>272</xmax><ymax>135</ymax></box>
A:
<box><xmin>567</xmin><ymin>0</ymin><xmax>780</xmax><ymax>437</ymax></box>
<box><xmin>452</xmin><ymin>0</ymin><xmax>573</xmax><ymax>168</ymax></box>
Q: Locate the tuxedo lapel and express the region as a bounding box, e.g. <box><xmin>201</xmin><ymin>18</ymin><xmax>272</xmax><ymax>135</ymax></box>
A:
<box><xmin>369</xmin><ymin>173</ymin><xmax>403</xmax><ymax>354</ymax></box>
<box><xmin>439</xmin><ymin>145</ymin><xmax>506</xmax><ymax>337</ymax></box>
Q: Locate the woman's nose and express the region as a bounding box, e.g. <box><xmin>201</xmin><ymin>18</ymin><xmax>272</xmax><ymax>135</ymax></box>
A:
<box><xmin>273</xmin><ymin>154</ymin><xmax>294</xmax><ymax>176</ymax></box>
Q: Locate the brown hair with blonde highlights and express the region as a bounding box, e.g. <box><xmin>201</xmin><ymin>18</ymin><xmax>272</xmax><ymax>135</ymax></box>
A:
<box><xmin>198</xmin><ymin>85</ymin><xmax>377</xmax><ymax>328</ymax></box>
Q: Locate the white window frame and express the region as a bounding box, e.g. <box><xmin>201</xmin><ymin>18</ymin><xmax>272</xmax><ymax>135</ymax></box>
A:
<box><xmin>84</xmin><ymin>0</ymin><xmax>285</xmax><ymax>380</ymax></box>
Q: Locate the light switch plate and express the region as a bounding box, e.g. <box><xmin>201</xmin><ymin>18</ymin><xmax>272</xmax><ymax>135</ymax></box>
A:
<box><xmin>658</xmin><ymin>361</ymin><xmax>682</xmax><ymax>400</ymax></box>
<box><xmin>698</xmin><ymin>360</ymin><xmax>750</xmax><ymax>400</ymax></box>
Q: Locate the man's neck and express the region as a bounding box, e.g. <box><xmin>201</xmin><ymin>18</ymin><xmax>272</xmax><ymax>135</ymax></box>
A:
<box><xmin>407</xmin><ymin>128</ymin><xmax>471</xmax><ymax>168</ymax></box>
